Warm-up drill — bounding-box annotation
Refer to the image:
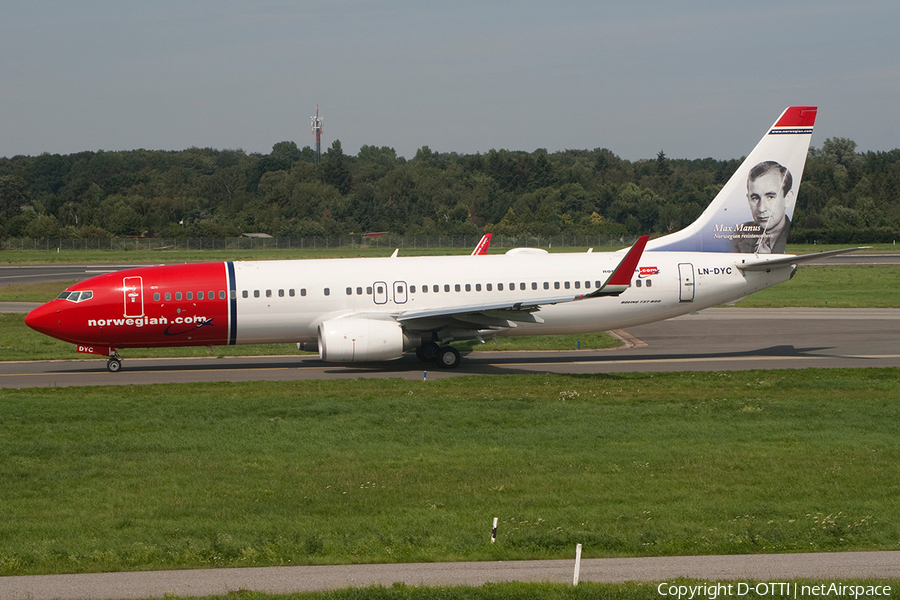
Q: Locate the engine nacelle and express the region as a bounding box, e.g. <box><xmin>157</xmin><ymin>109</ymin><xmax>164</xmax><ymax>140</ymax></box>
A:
<box><xmin>318</xmin><ymin>318</ymin><xmax>408</xmax><ymax>362</ymax></box>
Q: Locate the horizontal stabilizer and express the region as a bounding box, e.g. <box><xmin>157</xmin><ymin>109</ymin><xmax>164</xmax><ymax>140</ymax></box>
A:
<box><xmin>735</xmin><ymin>247</ymin><xmax>869</xmax><ymax>272</ymax></box>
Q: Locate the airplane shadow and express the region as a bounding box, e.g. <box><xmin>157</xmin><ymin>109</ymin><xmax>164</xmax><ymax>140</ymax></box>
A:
<box><xmin>316</xmin><ymin>344</ymin><xmax>841</xmax><ymax>376</ymax></box>
<box><xmin>43</xmin><ymin>344</ymin><xmax>849</xmax><ymax>376</ymax></box>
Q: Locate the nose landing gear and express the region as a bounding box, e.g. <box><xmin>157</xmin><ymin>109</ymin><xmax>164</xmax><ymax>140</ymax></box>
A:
<box><xmin>106</xmin><ymin>352</ymin><xmax>123</xmax><ymax>372</ymax></box>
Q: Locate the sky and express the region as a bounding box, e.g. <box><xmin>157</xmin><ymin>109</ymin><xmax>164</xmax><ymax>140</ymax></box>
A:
<box><xmin>1</xmin><ymin>1</ymin><xmax>898</xmax><ymax>161</ymax></box>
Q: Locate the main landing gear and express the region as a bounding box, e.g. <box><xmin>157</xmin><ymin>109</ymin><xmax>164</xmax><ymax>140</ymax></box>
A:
<box><xmin>416</xmin><ymin>341</ymin><xmax>461</xmax><ymax>369</ymax></box>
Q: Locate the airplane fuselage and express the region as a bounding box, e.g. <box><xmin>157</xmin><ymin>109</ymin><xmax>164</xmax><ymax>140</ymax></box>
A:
<box><xmin>25</xmin><ymin>250</ymin><xmax>794</xmax><ymax>352</ymax></box>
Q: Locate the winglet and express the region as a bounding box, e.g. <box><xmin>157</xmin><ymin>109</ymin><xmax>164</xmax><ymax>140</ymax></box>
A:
<box><xmin>585</xmin><ymin>235</ymin><xmax>649</xmax><ymax>298</ymax></box>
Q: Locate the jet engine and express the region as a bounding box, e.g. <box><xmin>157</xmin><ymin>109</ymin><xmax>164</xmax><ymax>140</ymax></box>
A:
<box><xmin>318</xmin><ymin>318</ymin><xmax>410</xmax><ymax>362</ymax></box>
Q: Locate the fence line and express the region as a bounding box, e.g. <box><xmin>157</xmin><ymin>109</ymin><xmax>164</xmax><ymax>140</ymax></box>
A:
<box><xmin>2</xmin><ymin>235</ymin><xmax>638</xmax><ymax>252</ymax></box>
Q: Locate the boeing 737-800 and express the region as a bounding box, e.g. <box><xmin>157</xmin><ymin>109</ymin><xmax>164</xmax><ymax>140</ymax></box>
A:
<box><xmin>25</xmin><ymin>106</ymin><xmax>859</xmax><ymax>372</ymax></box>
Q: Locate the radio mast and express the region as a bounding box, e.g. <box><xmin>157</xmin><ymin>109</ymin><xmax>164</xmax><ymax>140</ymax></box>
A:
<box><xmin>310</xmin><ymin>105</ymin><xmax>324</xmax><ymax>164</ymax></box>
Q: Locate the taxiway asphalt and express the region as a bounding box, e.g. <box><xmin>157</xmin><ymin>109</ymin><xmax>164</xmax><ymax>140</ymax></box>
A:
<box><xmin>3</xmin><ymin>307</ymin><xmax>899</xmax><ymax>388</ymax></box>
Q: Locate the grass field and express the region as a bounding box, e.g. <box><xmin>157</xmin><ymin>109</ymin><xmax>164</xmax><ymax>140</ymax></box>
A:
<box><xmin>1</xmin><ymin>370</ymin><xmax>898</xmax><ymax>576</ymax></box>
<box><xmin>732</xmin><ymin>265</ymin><xmax>900</xmax><ymax>308</ymax></box>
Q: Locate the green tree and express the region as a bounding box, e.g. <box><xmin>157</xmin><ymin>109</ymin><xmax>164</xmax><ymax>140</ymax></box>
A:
<box><xmin>322</xmin><ymin>140</ymin><xmax>353</xmax><ymax>195</ymax></box>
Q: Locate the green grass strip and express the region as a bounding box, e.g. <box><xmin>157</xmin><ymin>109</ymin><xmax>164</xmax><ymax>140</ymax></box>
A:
<box><xmin>1</xmin><ymin>370</ymin><xmax>898</xmax><ymax>575</ymax></box>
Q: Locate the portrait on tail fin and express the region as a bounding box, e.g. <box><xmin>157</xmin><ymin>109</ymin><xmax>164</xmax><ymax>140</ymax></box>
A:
<box><xmin>732</xmin><ymin>160</ymin><xmax>793</xmax><ymax>254</ymax></box>
<box><xmin>644</xmin><ymin>106</ymin><xmax>815</xmax><ymax>254</ymax></box>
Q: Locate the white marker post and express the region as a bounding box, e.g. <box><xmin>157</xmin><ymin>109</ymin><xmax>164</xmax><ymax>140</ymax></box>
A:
<box><xmin>490</xmin><ymin>517</ymin><xmax>498</xmax><ymax>543</ymax></box>
<box><xmin>573</xmin><ymin>543</ymin><xmax>582</xmax><ymax>586</ymax></box>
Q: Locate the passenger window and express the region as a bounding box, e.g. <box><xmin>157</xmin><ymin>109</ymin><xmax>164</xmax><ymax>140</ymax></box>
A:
<box><xmin>210</xmin><ymin>291</ymin><xmax>215</xmax><ymax>299</ymax></box>
<box><xmin>422</xmin><ymin>285</ymin><xmax>428</xmax><ymax>293</ymax></box>
<box><xmin>229</xmin><ymin>290</ymin><xmax>235</xmax><ymax>300</ymax></box>
<box><xmin>509</xmin><ymin>283</ymin><xmax>515</xmax><ymax>290</ymax></box>
<box><xmin>301</xmin><ymin>289</ymin><xmax>307</xmax><ymax>297</ymax></box>
<box><xmin>367</xmin><ymin>287</ymin><xmax>373</xmax><ymax>295</ymax></box>
<box><xmin>487</xmin><ymin>283</ymin><xmax>492</xmax><ymax>291</ymax></box>
<box><xmin>266</xmin><ymin>290</ymin><xmax>272</xmax><ymax>298</ymax></box>
<box><xmin>585</xmin><ymin>281</ymin><xmax>591</xmax><ymax>288</ymax></box>
<box><xmin>444</xmin><ymin>284</ymin><xmax>450</xmax><ymax>292</ymax></box>
<box><xmin>324</xmin><ymin>288</ymin><xmax>330</xmax><ymax>296</ymax></box>
<box><xmin>279</xmin><ymin>289</ymin><xmax>285</xmax><ymax>297</ymax></box>
<box><xmin>595</xmin><ymin>280</ymin><xmax>602</xmax><ymax>288</ymax></box>
<box><xmin>176</xmin><ymin>292</ymin><xmax>182</xmax><ymax>301</ymax></box>
<box><xmin>455</xmin><ymin>284</ymin><xmax>460</xmax><ymax>292</ymax></box>
<box><xmin>646</xmin><ymin>279</ymin><xmax>652</xmax><ymax>287</ymax></box>
<box><xmin>532</xmin><ymin>282</ymin><xmax>537</xmax><ymax>290</ymax></box>
<box><xmin>544</xmin><ymin>282</ymin><xmax>549</xmax><ymax>290</ymax></box>
<box><xmin>187</xmin><ymin>292</ymin><xmax>193</xmax><ymax>300</ymax></box>
<box><xmin>476</xmin><ymin>283</ymin><xmax>482</xmax><ymax>291</ymax></box>
<box><xmin>574</xmin><ymin>281</ymin><xmax>580</xmax><ymax>289</ymax></box>
<box><xmin>219</xmin><ymin>291</ymin><xmax>226</xmax><ymax>299</ymax></box>
<box><xmin>357</xmin><ymin>287</ymin><xmax>363</xmax><ymax>295</ymax></box>
<box><xmin>564</xmin><ymin>282</ymin><xmax>570</xmax><ymax>289</ymax></box>
<box><xmin>254</xmin><ymin>290</ymin><xmax>260</xmax><ymax>298</ymax></box>
<box><xmin>520</xmin><ymin>283</ymin><xmax>526</xmax><ymax>290</ymax></box>
<box><xmin>410</xmin><ymin>286</ymin><xmax>417</xmax><ymax>293</ymax></box>
<box><xmin>636</xmin><ymin>279</ymin><xmax>642</xmax><ymax>288</ymax></box>
<box><xmin>498</xmin><ymin>283</ymin><xmax>504</xmax><ymax>291</ymax></box>
<box><xmin>154</xmin><ymin>293</ymin><xmax>160</xmax><ymax>301</ymax></box>
<box><xmin>198</xmin><ymin>291</ymin><xmax>204</xmax><ymax>300</ymax></box>
<box><xmin>465</xmin><ymin>284</ymin><xmax>471</xmax><ymax>292</ymax></box>
<box><xmin>554</xmin><ymin>282</ymin><xmax>560</xmax><ymax>290</ymax></box>
<box><xmin>433</xmin><ymin>285</ymin><xmax>439</xmax><ymax>293</ymax></box>
<box><xmin>165</xmin><ymin>292</ymin><xmax>172</xmax><ymax>301</ymax></box>
<box><xmin>242</xmin><ymin>290</ymin><xmax>248</xmax><ymax>298</ymax></box>
<box><xmin>346</xmin><ymin>287</ymin><xmax>352</xmax><ymax>296</ymax></box>
<box><xmin>290</xmin><ymin>289</ymin><xmax>295</xmax><ymax>297</ymax></box>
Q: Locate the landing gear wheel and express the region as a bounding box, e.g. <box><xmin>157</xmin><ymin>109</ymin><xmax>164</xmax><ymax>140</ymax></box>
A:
<box><xmin>106</xmin><ymin>357</ymin><xmax>122</xmax><ymax>373</ymax></box>
<box><xmin>436</xmin><ymin>346</ymin><xmax>461</xmax><ymax>369</ymax></box>
<box><xmin>416</xmin><ymin>341</ymin><xmax>440</xmax><ymax>362</ymax></box>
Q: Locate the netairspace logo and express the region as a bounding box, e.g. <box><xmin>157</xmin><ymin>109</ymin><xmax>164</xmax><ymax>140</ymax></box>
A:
<box><xmin>657</xmin><ymin>583</ymin><xmax>892</xmax><ymax>600</ymax></box>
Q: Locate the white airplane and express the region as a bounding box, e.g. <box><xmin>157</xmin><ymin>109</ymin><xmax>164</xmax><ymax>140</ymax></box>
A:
<box><xmin>25</xmin><ymin>106</ymin><xmax>859</xmax><ymax>372</ymax></box>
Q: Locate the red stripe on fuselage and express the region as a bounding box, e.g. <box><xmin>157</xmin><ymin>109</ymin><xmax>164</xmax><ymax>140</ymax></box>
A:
<box><xmin>25</xmin><ymin>263</ymin><xmax>230</xmax><ymax>349</ymax></box>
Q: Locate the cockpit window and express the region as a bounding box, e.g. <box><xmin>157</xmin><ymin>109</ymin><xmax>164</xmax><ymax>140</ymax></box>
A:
<box><xmin>62</xmin><ymin>291</ymin><xmax>93</xmax><ymax>303</ymax></box>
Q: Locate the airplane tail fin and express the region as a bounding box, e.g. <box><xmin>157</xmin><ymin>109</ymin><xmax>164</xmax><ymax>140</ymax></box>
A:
<box><xmin>646</xmin><ymin>106</ymin><xmax>817</xmax><ymax>254</ymax></box>
<box><xmin>471</xmin><ymin>233</ymin><xmax>492</xmax><ymax>255</ymax></box>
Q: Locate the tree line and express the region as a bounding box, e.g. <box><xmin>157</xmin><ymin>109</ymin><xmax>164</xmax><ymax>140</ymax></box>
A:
<box><xmin>2</xmin><ymin>136</ymin><xmax>899</xmax><ymax>244</ymax></box>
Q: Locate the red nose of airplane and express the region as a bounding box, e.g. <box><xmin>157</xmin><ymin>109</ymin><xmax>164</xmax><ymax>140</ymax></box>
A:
<box><xmin>24</xmin><ymin>302</ymin><xmax>60</xmax><ymax>338</ymax></box>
